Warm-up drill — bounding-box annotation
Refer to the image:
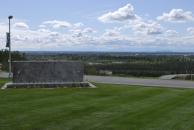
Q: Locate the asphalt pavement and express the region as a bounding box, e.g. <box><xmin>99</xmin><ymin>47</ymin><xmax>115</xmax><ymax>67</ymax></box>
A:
<box><xmin>0</xmin><ymin>71</ymin><xmax>9</xmax><ymax>78</ymax></box>
<box><xmin>1</xmin><ymin>72</ymin><xmax>194</xmax><ymax>89</ymax></box>
<box><xmin>85</xmin><ymin>75</ymin><xmax>194</xmax><ymax>89</ymax></box>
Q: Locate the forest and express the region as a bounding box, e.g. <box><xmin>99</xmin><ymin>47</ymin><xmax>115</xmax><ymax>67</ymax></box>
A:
<box><xmin>1</xmin><ymin>50</ymin><xmax>194</xmax><ymax>77</ymax></box>
<box><xmin>25</xmin><ymin>52</ymin><xmax>194</xmax><ymax>77</ymax></box>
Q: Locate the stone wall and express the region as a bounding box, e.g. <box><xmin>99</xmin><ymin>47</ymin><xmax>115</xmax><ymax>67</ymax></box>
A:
<box><xmin>12</xmin><ymin>61</ymin><xmax>84</xmax><ymax>83</ymax></box>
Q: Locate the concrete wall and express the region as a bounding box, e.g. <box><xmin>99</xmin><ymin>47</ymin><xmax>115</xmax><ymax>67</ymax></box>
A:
<box><xmin>12</xmin><ymin>61</ymin><xmax>84</xmax><ymax>83</ymax></box>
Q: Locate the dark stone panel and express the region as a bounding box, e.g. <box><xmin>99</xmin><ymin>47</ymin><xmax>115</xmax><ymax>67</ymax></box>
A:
<box><xmin>6</xmin><ymin>82</ymin><xmax>90</xmax><ymax>88</ymax></box>
<box><xmin>12</xmin><ymin>61</ymin><xmax>84</xmax><ymax>83</ymax></box>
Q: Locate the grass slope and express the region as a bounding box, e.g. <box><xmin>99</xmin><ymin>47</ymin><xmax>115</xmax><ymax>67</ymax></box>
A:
<box><xmin>0</xmin><ymin>79</ymin><xmax>194</xmax><ymax>130</ymax></box>
<box><xmin>0</xmin><ymin>78</ymin><xmax>9</xmax><ymax>87</ymax></box>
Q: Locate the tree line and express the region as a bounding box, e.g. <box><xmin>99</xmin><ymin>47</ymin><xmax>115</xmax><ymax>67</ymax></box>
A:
<box><xmin>0</xmin><ymin>49</ymin><xmax>26</xmax><ymax>71</ymax></box>
<box><xmin>26</xmin><ymin>52</ymin><xmax>194</xmax><ymax>77</ymax></box>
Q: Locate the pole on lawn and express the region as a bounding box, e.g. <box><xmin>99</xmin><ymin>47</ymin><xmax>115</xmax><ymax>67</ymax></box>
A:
<box><xmin>8</xmin><ymin>15</ymin><xmax>13</xmax><ymax>79</ymax></box>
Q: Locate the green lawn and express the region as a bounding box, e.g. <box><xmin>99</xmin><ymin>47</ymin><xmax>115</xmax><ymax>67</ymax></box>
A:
<box><xmin>0</xmin><ymin>78</ymin><xmax>10</xmax><ymax>87</ymax></box>
<box><xmin>1</xmin><ymin>79</ymin><xmax>194</xmax><ymax>130</ymax></box>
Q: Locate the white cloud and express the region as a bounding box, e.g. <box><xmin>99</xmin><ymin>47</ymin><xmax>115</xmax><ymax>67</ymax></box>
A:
<box><xmin>98</xmin><ymin>3</ymin><xmax>163</xmax><ymax>35</ymax></box>
<box><xmin>82</xmin><ymin>27</ymin><xmax>96</xmax><ymax>33</ymax></box>
<box><xmin>1</xmin><ymin>17</ymin><xmax>194</xmax><ymax>51</ymax></box>
<box><xmin>43</xmin><ymin>20</ymin><xmax>72</xmax><ymax>29</ymax></box>
<box><xmin>69</xmin><ymin>26</ymin><xmax>97</xmax><ymax>40</ymax></box>
<box><xmin>165</xmin><ymin>30</ymin><xmax>178</xmax><ymax>36</ymax></box>
<box><xmin>37</xmin><ymin>28</ymin><xmax>51</xmax><ymax>33</ymax></box>
<box><xmin>0</xmin><ymin>23</ymin><xmax>7</xmax><ymax>32</ymax></box>
<box><xmin>187</xmin><ymin>27</ymin><xmax>194</xmax><ymax>34</ymax></box>
<box><xmin>14</xmin><ymin>22</ymin><xmax>29</xmax><ymax>30</ymax></box>
<box><xmin>74</xmin><ymin>22</ymin><xmax>84</xmax><ymax>28</ymax></box>
<box><xmin>98</xmin><ymin>4</ymin><xmax>138</xmax><ymax>22</ymax></box>
<box><xmin>103</xmin><ymin>29</ymin><xmax>120</xmax><ymax>37</ymax></box>
<box><xmin>131</xmin><ymin>20</ymin><xmax>163</xmax><ymax>35</ymax></box>
<box><xmin>71</xmin><ymin>29</ymin><xmax>83</xmax><ymax>38</ymax></box>
<box><xmin>39</xmin><ymin>24</ymin><xmax>46</xmax><ymax>28</ymax></box>
<box><xmin>157</xmin><ymin>9</ymin><xmax>194</xmax><ymax>22</ymax></box>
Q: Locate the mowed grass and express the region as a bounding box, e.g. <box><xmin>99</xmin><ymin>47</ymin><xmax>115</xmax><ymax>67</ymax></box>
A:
<box><xmin>0</xmin><ymin>78</ymin><xmax>10</xmax><ymax>87</ymax></box>
<box><xmin>1</xmin><ymin>79</ymin><xmax>194</xmax><ymax>130</ymax></box>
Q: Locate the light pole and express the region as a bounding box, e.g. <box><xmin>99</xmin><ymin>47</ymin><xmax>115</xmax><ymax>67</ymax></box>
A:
<box><xmin>8</xmin><ymin>15</ymin><xmax>13</xmax><ymax>79</ymax></box>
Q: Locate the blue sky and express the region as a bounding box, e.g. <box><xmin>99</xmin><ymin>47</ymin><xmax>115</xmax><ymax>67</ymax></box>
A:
<box><xmin>0</xmin><ymin>0</ymin><xmax>194</xmax><ymax>51</ymax></box>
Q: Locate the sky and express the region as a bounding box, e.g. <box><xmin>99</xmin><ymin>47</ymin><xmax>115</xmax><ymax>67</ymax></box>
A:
<box><xmin>0</xmin><ymin>0</ymin><xmax>194</xmax><ymax>52</ymax></box>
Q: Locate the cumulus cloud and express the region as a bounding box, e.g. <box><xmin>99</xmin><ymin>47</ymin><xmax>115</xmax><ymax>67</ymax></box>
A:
<box><xmin>14</xmin><ymin>22</ymin><xmax>29</xmax><ymax>30</ymax></box>
<box><xmin>157</xmin><ymin>9</ymin><xmax>194</xmax><ymax>22</ymax></box>
<box><xmin>98</xmin><ymin>4</ymin><xmax>138</xmax><ymax>22</ymax></box>
<box><xmin>43</xmin><ymin>20</ymin><xmax>72</xmax><ymax>29</ymax></box>
<box><xmin>82</xmin><ymin>27</ymin><xmax>96</xmax><ymax>33</ymax></box>
<box><xmin>69</xmin><ymin>27</ymin><xmax>96</xmax><ymax>39</ymax></box>
<box><xmin>187</xmin><ymin>27</ymin><xmax>194</xmax><ymax>34</ymax></box>
<box><xmin>0</xmin><ymin>16</ymin><xmax>194</xmax><ymax>51</ymax></box>
<box><xmin>39</xmin><ymin>24</ymin><xmax>46</xmax><ymax>28</ymax></box>
<box><xmin>70</xmin><ymin>29</ymin><xmax>83</xmax><ymax>38</ymax></box>
<box><xmin>103</xmin><ymin>29</ymin><xmax>120</xmax><ymax>37</ymax></box>
<box><xmin>131</xmin><ymin>20</ymin><xmax>163</xmax><ymax>35</ymax></box>
<box><xmin>74</xmin><ymin>22</ymin><xmax>84</xmax><ymax>28</ymax></box>
<box><xmin>98</xmin><ymin>3</ymin><xmax>163</xmax><ymax>35</ymax></box>
<box><xmin>165</xmin><ymin>30</ymin><xmax>178</xmax><ymax>36</ymax></box>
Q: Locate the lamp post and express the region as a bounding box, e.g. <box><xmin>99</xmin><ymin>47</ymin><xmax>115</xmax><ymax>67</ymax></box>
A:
<box><xmin>8</xmin><ymin>15</ymin><xmax>13</xmax><ymax>79</ymax></box>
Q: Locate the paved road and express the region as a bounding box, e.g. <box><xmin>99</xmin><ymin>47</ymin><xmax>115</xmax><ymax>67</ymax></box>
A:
<box><xmin>85</xmin><ymin>75</ymin><xmax>194</xmax><ymax>89</ymax></box>
<box><xmin>159</xmin><ymin>74</ymin><xmax>194</xmax><ymax>80</ymax></box>
<box><xmin>159</xmin><ymin>75</ymin><xmax>177</xmax><ymax>80</ymax></box>
<box><xmin>0</xmin><ymin>71</ymin><xmax>8</xmax><ymax>78</ymax></box>
<box><xmin>2</xmin><ymin>72</ymin><xmax>194</xmax><ymax>88</ymax></box>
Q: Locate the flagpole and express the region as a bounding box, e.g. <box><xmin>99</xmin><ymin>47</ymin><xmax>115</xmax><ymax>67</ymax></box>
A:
<box><xmin>8</xmin><ymin>16</ymin><xmax>13</xmax><ymax>79</ymax></box>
